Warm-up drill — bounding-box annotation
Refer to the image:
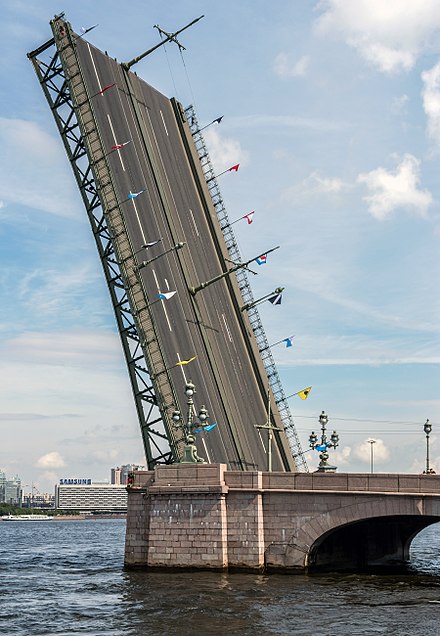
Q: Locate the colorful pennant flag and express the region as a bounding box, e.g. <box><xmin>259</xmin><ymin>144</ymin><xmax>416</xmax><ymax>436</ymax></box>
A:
<box><xmin>175</xmin><ymin>356</ymin><xmax>197</xmax><ymax>366</ymax></box>
<box><xmin>128</xmin><ymin>189</ymin><xmax>145</xmax><ymax>199</ymax></box>
<box><xmin>284</xmin><ymin>336</ymin><xmax>295</xmax><ymax>348</ymax></box>
<box><xmin>256</xmin><ymin>254</ymin><xmax>267</xmax><ymax>266</ymax></box>
<box><xmin>297</xmin><ymin>386</ymin><xmax>312</xmax><ymax>400</ymax></box>
<box><xmin>80</xmin><ymin>24</ymin><xmax>98</xmax><ymax>35</ymax></box>
<box><xmin>229</xmin><ymin>164</ymin><xmax>240</xmax><ymax>172</ymax></box>
<box><xmin>315</xmin><ymin>443</ymin><xmax>327</xmax><ymax>452</ymax></box>
<box><xmin>157</xmin><ymin>291</ymin><xmax>177</xmax><ymax>301</ymax></box>
<box><xmin>111</xmin><ymin>140</ymin><xmax>131</xmax><ymax>150</ymax></box>
<box><xmin>268</xmin><ymin>291</ymin><xmax>283</xmax><ymax>305</ymax></box>
<box><xmin>194</xmin><ymin>422</ymin><xmax>218</xmax><ymax>433</ymax></box>
<box><xmin>242</xmin><ymin>211</ymin><xmax>255</xmax><ymax>224</ymax></box>
<box><xmin>98</xmin><ymin>83</ymin><xmax>115</xmax><ymax>95</ymax></box>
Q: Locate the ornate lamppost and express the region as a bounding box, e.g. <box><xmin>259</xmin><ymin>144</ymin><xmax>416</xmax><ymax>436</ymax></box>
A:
<box><xmin>309</xmin><ymin>411</ymin><xmax>339</xmax><ymax>472</ymax></box>
<box><xmin>172</xmin><ymin>380</ymin><xmax>210</xmax><ymax>463</ymax></box>
<box><xmin>423</xmin><ymin>419</ymin><xmax>434</xmax><ymax>474</ymax></box>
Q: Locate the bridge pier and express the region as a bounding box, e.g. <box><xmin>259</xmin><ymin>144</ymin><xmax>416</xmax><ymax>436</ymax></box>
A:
<box><xmin>124</xmin><ymin>465</ymin><xmax>440</xmax><ymax>573</ymax></box>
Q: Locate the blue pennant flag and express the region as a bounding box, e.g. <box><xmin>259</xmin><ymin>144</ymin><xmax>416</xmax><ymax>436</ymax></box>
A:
<box><xmin>194</xmin><ymin>422</ymin><xmax>218</xmax><ymax>433</ymax></box>
<box><xmin>128</xmin><ymin>189</ymin><xmax>145</xmax><ymax>199</ymax></box>
<box><xmin>315</xmin><ymin>444</ymin><xmax>328</xmax><ymax>452</ymax></box>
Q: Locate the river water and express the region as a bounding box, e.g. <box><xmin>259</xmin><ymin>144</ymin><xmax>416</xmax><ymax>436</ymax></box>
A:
<box><xmin>1</xmin><ymin>519</ymin><xmax>440</xmax><ymax>635</ymax></box>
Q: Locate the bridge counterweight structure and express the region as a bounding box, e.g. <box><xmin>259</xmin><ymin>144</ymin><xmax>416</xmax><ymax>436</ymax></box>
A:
<box><xmin>28</xmin><ymin>14</ymin><xmax>306</xmax><ymax>472</ymax></box>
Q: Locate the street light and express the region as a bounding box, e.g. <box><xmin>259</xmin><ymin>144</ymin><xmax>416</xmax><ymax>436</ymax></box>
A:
<box><xmin>368</xmin><ymin>439</ymin><xmax>376</xmax><ymax>474</ymax></box>
<box><xmin>423</xmin><ymin>419</ymin><xmax>434</xmax><ymax>474</ymax></box>
<box><xmin>137</xmin><ymin>242</ymin><xmax>185</xmax><ymax>270</ymax></box>
<box><xmin>309</xmin><ymin>411</ymin><xmax>339</xmax><ymax>473</ymax></box>
<box><xmin>172</xmin><ymin>380</ymin><xmax>211</xmax><ymax>463</ymax></box>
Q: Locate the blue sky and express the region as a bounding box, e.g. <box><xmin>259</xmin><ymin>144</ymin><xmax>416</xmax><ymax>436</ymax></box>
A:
<box><xmin>1</xmin><ymin>1</ymin><xmax>439</xmax><ymax>492</ymax></box>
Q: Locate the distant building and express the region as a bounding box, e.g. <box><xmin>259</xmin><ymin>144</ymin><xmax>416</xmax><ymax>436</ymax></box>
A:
<box><xmin>55</xmin><ymin>482</ymin><xmax>127</xmax><ymax>511</ymax></box>
<box><xmin>111</xmin><ymin>464</ymin><xmax>145</xmax><ymax>485</ymax></box>
<box><xmin>22</xmin><ymin>492</ymin><xmax>55</xmax><ymax>509</ymax></box>
<box><xmin>0</xmin><ymin>470</ymin><xmax>22</xmax><ymax>506</ymax></box>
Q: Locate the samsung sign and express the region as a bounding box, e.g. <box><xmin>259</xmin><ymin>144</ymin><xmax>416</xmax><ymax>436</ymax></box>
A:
<box><xmin>59</xmin><ymin>478</ymin><xmax>92</xmax><ymax>485</ymax></box>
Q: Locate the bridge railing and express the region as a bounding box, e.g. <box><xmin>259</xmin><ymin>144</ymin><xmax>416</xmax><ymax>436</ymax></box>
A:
<box><xmin>185</xmin><ymin>105</ymin><xmax>307</xmax><ymax>471</ymax></box>
<box><xmin>129</xmin><ymin>466</ymin><xmax>440</xmax><ymax>493</ymax></box>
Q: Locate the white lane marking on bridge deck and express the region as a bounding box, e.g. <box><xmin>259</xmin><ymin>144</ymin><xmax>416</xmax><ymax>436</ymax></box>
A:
<box><xmin>201</xmin><ymin>438</ymin><xmax>212</xmax><ymax>463</ymax></box>
<box><xmin>257</xmin><ymin>429</ymin><xmax>266</xmax><ymax>453</ymax></box>
<box><xmin>130</xmin><ymin>199</ymin><xmax>146</xmax><ymax>243</ymax></box>
<box><xmin>189</xmin><ymin>209</ymin><xmax>199</xmax><ymax>237</ymax></box>
<box><xmin>221</xmin><ymin>313</ymin><xmax>233</xmax><ymax>343</ymax></box>
<box><xmin>86</xmin><ymin>44</ymin><xmax>103</xmax><ymax>94</ymax></box>
<box><xmin>152</xmin><ymin>268</ymin><xmax>173</xmax><ymax>332</ymax></box>
<box><xmin>160</xmin><ymin>110</ymin><xmax>169</xmax><ymax>136</ymax></box>
<box><xmin>175</xmin><ymin>353</ymin><xmax>188</xmax><ymax>383</ymax></box>
<box><xmin>165</xmin><ymin>278</ymin><xmax>170</xmax><ymax>291</ymax></box>
<box><xmin>106</xmin><ymin>114</ymin><xmax>125</xmax><ymax>171</ymax></box>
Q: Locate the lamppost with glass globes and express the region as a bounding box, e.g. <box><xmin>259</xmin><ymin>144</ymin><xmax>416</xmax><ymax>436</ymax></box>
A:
<box><xmin>309</xmin><ymin>411</ymin><xmax>339</xmax><ymax>472</ymax></box>
<box><xmin>172</xmin><ymin>380</ymin><xmax>211</xmax><ymax>463</ymax></box>
<box><xmin>423</xmin><ymin>419</ymin><xmax>434</xmax><ymax>475</ymax></box>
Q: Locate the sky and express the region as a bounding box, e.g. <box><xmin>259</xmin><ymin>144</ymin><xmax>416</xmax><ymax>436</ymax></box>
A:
<box><xmin>1</xmin><ymin>0</ymin><xmax>439</xmax><ymax>492</ymax></box>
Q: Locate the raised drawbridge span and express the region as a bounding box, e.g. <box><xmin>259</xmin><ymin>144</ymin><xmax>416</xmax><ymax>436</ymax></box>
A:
<box><xmin>28</xmin><ymin>14</ymin><xmax>306</xmax><ymax>472</ymax></box>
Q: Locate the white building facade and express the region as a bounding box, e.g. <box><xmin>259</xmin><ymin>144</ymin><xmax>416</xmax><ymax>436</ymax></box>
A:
<box><xmin>55</xmin><ymin>482</ymin><xmax>127</xmax><ymax>511</ymax></box>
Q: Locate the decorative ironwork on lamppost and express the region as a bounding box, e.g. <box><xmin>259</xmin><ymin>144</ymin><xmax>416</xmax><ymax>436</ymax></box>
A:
<box><xmin>172</xmin><ymin>380</ymin><xmax>210</xmax><ymax>463</ymax></box>
<box><xmin>423</xmin><ymin>419</ymin><xmax>435</xmax><ymax>474</ymax></box>
<box><xmin>309</xmin><ymin>411</ymin><xmax>339</xmax><ymax>473</ymax></box>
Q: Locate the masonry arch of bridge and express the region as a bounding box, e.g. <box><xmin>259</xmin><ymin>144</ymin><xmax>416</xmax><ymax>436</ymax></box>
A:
<box><xmin>305</xmin><ymin>515</ymin><xmax>440</xmax><ymax>572</ymax></box>
<box><xmin>276</xmin><ymin>496</ymin><xmax>440</xmax><ymax>573</ymax></box>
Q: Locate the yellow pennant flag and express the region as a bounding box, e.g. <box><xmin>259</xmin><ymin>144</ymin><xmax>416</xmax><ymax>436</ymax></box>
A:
<box><xmin>297</xmin><ymin>386</ymin><xmax>312</xmax><ymax>400</ymax></box>
<box><xmin>175</xmin><ymin>355</ymin><xmax>197</xmax><ymax>366</ymax></box>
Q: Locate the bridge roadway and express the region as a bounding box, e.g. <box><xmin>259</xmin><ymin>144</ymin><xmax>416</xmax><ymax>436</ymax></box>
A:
<box><xmin>73</xmin><ymin>36</ymin><xmax>295</xmax><ymax>471</ymax></box>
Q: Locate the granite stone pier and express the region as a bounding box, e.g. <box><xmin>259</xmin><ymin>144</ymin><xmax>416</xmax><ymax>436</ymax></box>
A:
<box><xmin>124</xmin><ymin>464</ymin><xmax>440</xmax><ymax>573</ymax></box>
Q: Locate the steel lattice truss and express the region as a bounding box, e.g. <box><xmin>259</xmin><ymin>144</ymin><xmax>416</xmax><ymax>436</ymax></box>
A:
<box><xmin>28</xmin><ymin>32</ymin><xmax>178</xmax><ymax>468</ymax></box>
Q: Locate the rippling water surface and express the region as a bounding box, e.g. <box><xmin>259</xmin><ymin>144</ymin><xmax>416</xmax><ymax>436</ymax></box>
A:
<box><xmin>1</xmin><ymin>519</ymin><xmax>440</xmax><ymax>635</ymax></box>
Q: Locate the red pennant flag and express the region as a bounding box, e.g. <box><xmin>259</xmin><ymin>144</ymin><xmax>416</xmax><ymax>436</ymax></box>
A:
<box><xmin>111</xmin><ymin>141</ymin><xmax>131</xmax><ymax>150</ymax></box>
<box><xmin>229</xmin><ymin>164</ymin><xmax>240</xmax><ymax>172</ymax></box>
<box><xmin>98</xmin><ymin>83</ymin><xmax>115</xmax><ymax>95</ymax></box>
<box><xmin>242</xmin><ymin>211</ymin><xmax>254</xmax><ymax>224</ymax></box>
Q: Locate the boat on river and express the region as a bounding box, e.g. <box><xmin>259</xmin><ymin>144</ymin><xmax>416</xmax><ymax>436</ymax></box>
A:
<box><xmin>1</xmin><ymin>514</ymin><xmax>54</xmax><ymax>521</ymax></box>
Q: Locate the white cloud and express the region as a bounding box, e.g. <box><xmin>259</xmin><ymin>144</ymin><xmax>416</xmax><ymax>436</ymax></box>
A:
<box><xmin>91</xmin><ymin>449</ymin><xmax>120</xmax><ymax>463</ymax></box>
<box><xmin>274</xmin><ymin>53</ymin><xmax>310</xmax><ymax>78</ymax></box>
<box><xmin>283</xmin><ymin>171</ymin><xmax>348</xmax><ymax>203</ymax></box>
<box><xmin>0</xmin><ymin>117</ymin><xmax>80</xmax><ymax>217</ymax></box>
<box><xmin>392</xmin><ymin>94</ymin><xmax>409</xmax><ymax>114</ymax></box>
<box><xmin>35</xmin><ymin>451</ymin><xmax>65</xmax><ymax>469</ymax></box>
<box><xmin>37</xmin><ymin>471</ymin><xmax>60</xmax><ymax>489</ymax></box>
<box><xmin>230</xmin><ymin>114</ymin><xmax>346</xmax><ymax>132</ymax></box>
<box><xmin>203</xmin><ymin>128</ymin><xmax>249</xmax><ymax>173</ymax></box>
<box><xmin>422</xmin><ymin>60</ymin><xmax>440</xmax><ymax>148</ymax></box>
<box><xmin>16</xmin><ymin>264</ymin><xmax>103</xmax><ymax>324</ymax></box>
<box><xmin>354</xmin><ymin>439</ymin><xmax>390</xmax><ymax>464</ymax></box>
<box><xmin>315</xmin><ymin>0</ymin><xmax>440</xmax><ymax>73</ymax></box>
<box><xmin>357</xmin><ymin>154</ymin><xmax>433</xmax><ymax>219</ymax></box>
<box><xmin>0</xmin><ymin>329</ymin><xmax>122</xmax><ymax>367</ymax></box>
